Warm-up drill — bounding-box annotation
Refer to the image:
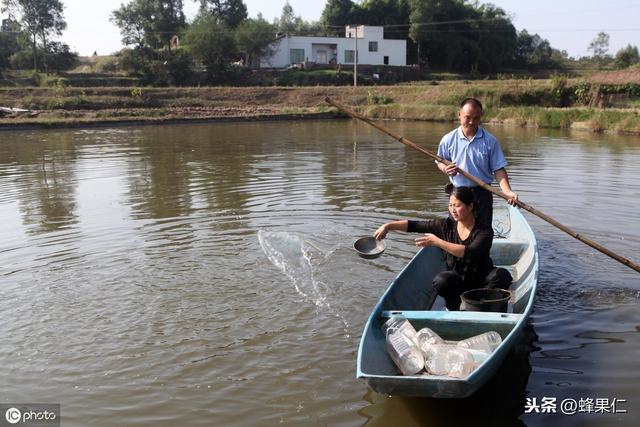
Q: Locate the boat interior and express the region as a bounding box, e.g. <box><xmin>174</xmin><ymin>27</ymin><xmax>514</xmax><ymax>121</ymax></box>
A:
<box><xmin>359</xmin><ymin>206</ymin><xmax>539</xmax><ymax>378</ymax></box>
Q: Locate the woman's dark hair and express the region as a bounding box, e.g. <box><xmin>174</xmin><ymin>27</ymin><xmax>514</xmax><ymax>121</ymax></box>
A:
<box><xmin>444</xmin><ymin>183</ymin><xmax>475</xmax><ymax>208</ymax></box>
<box><xmin>460</xmin><ymin>97</ymin><xmax>483</xmax><ymax>112</ymax></box>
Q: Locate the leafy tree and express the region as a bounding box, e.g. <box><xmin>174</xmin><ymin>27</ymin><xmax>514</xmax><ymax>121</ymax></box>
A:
<box><xmin>277</xmin><ymin>1</ymin><xmax>296</xmax><ymax>34</ymax></box>
<box><xmin>359</xmin><ymin>0</ymin><xmax>412</xmax><ymax>62</ymax></box>
<box><xmin>409</xmin><ymin>0</ymin><xmax>476</xmax><ymax>70</ymax></box>
<box><xmin>359</xmin><ymin>0</ymin><xmax>410</xmax><ymax>29</ymax></box>
<box><xmin>0</xmin><ymin>18</ymin><xmax>23</xmax><ymax>70</ymax></box>
<box><xmin>588</xmin><ymin>32</ymin><xmax>610</xmax><ymax>63</ymax></box>
<box><xmin>473</xmin><ymin>4</ymin><xmax>517</xmax><ymax>72</ymax></box>
<box><xmin>1</xmin><ymin>0</ymin><xmax>67</xmax><ymax>71</ymax></box>
<box><xmin>111</xmin><ymin>0</ymin><xmax>185</xmax><ymax>54</ymax></box>
<box><xmin>321</xmin><ymin>0</ymin><xmax>356</xmax><ymax>35</ymax></box>
<box><xmin>514</xmin><ymin>30</ymin><xmax>559</xmax><ymax>69</ymax></box>
<box><xmin>613</xmin><ymin>44</ymin><xmax>639</xmax><ymax>69</ymax></box>
<box><xmin>274</xmin><ymin>2</ymin><xmax>322</xmax><ymax>36</ymax></box>
<box><xmin>183</xmin><ymin>13</ymin><xmax>236</xmax><ymax>80</ymax></box>
<box><xmin>44</xmin><ymin>40</ymin><xmax>78</xmax><ymax>70</ymax></box>
<box><xmin>197</xmin><ymin>0</ymin><xmax>247</xmax><ymax>28</ymax></box>
<box><xmin>111</xmin><ymin>2</ymin><xmax>148</xmax><ymax>50</ymax></box>
<box><xmin>408</xmin><ymin>0</ymin><xmax>428</xmax><ymax>66</ymax></box>
<box><xmin>8</xmin><ymin>40</ymin><xmax>76</xmax><ymax>71</ymax></box>
<box><xmin>235</xmin><ymin>16</ymin><xmax>276</xmax><ymax>67</ymax></box>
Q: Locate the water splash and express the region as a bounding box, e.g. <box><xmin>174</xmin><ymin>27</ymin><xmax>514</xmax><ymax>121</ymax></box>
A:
<box><xmin>257</xmin><ymin>230</ymin><xmax>349</xmax><ymax>334</ymax></box>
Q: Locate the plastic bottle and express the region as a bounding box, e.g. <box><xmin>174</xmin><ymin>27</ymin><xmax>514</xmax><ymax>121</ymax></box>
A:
<box><xmin>424</xmin><ymin>344</ymin><xmax>478</xmax><ymax>377</ymax></box>
<box><xmin>456</xmin><ymin>331</ymin><xmax>502</xmax><ymax>353</ymax></box>
<box><xmin>415</xmin><ymin>327</ymin><xmax>444</xmax><ymax>355</ymax></box>
<box><xmin>423</xmin><ymin>344</ymin><xmax>454</xmax><ymax>376</ymax></box>
<box><xmin>382</xmin><ymin>315</ymin><xmax>418</xmax><ymax>344</ymax></box>
<box><xmin>385</xmin><ymin>328</ymin><xmax>425</xmax><ymax>375</ymax></box>
<box><xmin>444</xmin><ymin>347</ymin><xmax>476</xmax><ymax>378</ymax></box>
<box><xmin>466</xmin><ymin>348</ymin><xmax>490</xmax><ymax>366</ymax></box>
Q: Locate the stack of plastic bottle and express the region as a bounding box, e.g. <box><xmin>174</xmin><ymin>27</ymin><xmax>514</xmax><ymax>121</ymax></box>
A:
<box><xmin>382</xmin><ymin>314</ymin><xmax>502</xmax><ymax>378</ymax></box>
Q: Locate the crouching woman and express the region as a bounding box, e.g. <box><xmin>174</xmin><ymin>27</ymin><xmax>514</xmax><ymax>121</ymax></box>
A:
<box><xmin>373</xmin><ymin>184</ymin><xmax>512</xmax><ymax>311</ymax></box>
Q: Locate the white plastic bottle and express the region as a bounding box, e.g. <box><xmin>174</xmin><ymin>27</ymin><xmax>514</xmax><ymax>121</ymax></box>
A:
<box><xmin>456</xmin><ymin>331</ymin><xmax>502</xmax><ymax>353</ymax></box>
<box><xmin>466</xmin><ymin>348</ymin><xmax>490</xmax><ymax>366</ymax></box>
<box><xmin>382</xmin><ymin>315</ymin><xmax>418</xmax><ymax>343</ymax></box>
<box><xmin>424</xmin><ymin>344</ymin><xmax>477</xmax><ymax>377</ymax></box>
<box><xmin>385</xmin><ymin>328</ymin><xmax>425</xmax><ymax>375</ymax></box>
<box><xmin>415</xmin><ymin>327</ymin><xmax>444</xmax><ymax>355</ymax></box>
<box><xmin>423</xmin><ymin>344</ymin><xmax>454</xmax><ymax>376</ymax></box>
<box><xmin>444</xmin><ymin>347</ymin><xmax>476</xmax><ymax>378</ymax></box>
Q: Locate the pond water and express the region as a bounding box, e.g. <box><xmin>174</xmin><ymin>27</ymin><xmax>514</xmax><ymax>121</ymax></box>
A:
<box><xmin>0</xmin><ymin>119</ymin><xmax>639</xmax><ymax>426</ymax></box>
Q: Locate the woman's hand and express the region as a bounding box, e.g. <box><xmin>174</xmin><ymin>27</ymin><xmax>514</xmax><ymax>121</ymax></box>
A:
<box><xmin>415</xmin><ymin>233</ymin><xmax>441</xmax><ymax>248</ymax></box>
<box><xmin>374</xmin><ymin>224</ymin><xmax>389</xmax><ymax>240</ymax></box>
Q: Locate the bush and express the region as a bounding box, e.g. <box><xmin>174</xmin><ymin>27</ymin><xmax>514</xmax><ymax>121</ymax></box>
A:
<box><xmin>549</xmin><ymin>73</ymin><xmax>570</xmax><ymax>107</ymax></box>
<box><xmin>367</xmin><ymin>90</ymin><xmax>393</xmax><ymax>105</ymax></box>
<box><xmin>10</xmin><ymin>50</ymin><xmax>41</xmax><ymax>71</ymax></box>
<box><xmin>94</xmin><ymin>56</ymin><xmax>119</xmax><ymax>73</ymax></box>
<box><xmin>166</xmin><ymin>50</ymin><xmax>194</xmax><ymax>86</ymax></box>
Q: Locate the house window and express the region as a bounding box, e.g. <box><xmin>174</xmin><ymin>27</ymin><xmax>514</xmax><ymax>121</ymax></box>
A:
<box><xmin>344</xmin><ymin>50</ymin><xmax>357</xmax><ymax>63</ymax></box>
<box><xmin>369</xmin><ymin>41</ymin><xmax>378</xmax><ymax>52</ymax></box>
<box><xmin>290</xmin><ymin>49</ymin><xmax>305</xmax><ymax>64</ymax></box>
<box><xmin>384</xmin><ymin>56</ymin><xmax>389</xmax><ymax>65</ymax></box>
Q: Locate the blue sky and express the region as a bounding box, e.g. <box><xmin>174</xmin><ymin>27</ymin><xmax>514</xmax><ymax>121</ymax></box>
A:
<box><xmin>2</xmin><ymin>0</ymin><xmax>639</xmax><ymax>58</ymax></box>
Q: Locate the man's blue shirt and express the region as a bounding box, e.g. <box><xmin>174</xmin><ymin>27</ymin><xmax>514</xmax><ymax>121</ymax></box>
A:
<box><xmin>437</xmin><ymin>126</ymin><xmax>508</xmax><ymax>187</ymax></box>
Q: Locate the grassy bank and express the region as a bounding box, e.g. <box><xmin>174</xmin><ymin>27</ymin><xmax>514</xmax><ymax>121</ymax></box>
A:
<box><xmin>1</xmin><ymin>79</ymin><xmax>639</xmax><ymax>134</ymax></box>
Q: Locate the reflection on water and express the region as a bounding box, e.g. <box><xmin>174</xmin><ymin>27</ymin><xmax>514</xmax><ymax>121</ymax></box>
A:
<box><xmin>0</xmin><ymin>121</ymin><xmax>639</xmax><ymax>426</ymax></box>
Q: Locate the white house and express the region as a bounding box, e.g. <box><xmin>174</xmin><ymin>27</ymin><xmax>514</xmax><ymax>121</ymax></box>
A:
<box><xmin>260</xmin><ymin>25</ymin><xmax>407</xmax><ymax>68</ymax></box>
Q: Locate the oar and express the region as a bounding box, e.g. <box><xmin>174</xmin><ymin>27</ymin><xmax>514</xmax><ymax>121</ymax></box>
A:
<box><xmin>325</xmin><ymin>96</ymin><xmax>640</xmax><ymax>274</ymax></box>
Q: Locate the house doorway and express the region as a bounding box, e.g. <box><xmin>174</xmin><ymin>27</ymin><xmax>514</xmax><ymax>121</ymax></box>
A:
<box><xmin>317</xmin><ymin>50</ymin><xmax>327</xmax><ymax>64</ymax></box>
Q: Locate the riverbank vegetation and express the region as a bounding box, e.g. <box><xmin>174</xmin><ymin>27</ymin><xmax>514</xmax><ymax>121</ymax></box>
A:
<box><xmin>1</xmin><ymin>69</ymin><xmax>639</xmax><ymax>134</ymax></box>
<box><xmin>1</xmin><ymin>1</ymin><xmax>639</xmax><ymax>133</ymax></box>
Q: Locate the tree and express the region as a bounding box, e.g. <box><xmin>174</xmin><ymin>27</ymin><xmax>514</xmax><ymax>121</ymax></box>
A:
<box><xmin>514</xmin><ymin>30</ymin><xmax>560</xmax><ymax>69</ymax></box>
<box><xmin>409</xmin><ymin>0</ymin><xmax>476</xmax><ymax>70</ymax></box>
<box><xmin>0</xmin><ymin>18</ymin><xmax>23</xmax><ymax>70</ymax></box>
<box><xmin>1</xmin><ymin>0</ymin><xmax>67</xmax><ymax>71</ymax></box>
<box><xmin>473</xmin><ymin>4</ymin><xmax>517</xmax><ymax>72</ymax></box>
<box><xmin>111</xmin><ymin>1</ymin><xmax>147</xmax><ymax>50</ymax></box>
<box><xmin>613</xmin><ymin>44</ymin><xmax>639</xmax><ymax>69</ymax></box>
<box><xmin>360</xmin><ymin>0</ymin><xmax>410</xmax><ymax>29</ymax></box>
<box><xmin>277</xmin><ymin>1</ymin><xmax>296</xmax><ymax>34</ymax></box>
<box><xmin>183</xmin><ymin>13</ymin><xmax>236</xmax><ymax>80</ymax></box>
<box><xmin>588</xmin><ymin>32</ymin><xmax>610</xmax><ymax>63</ymax></box>
<box><xmin>43</xmin><ymin>40</ymin><xmax>78</xmax><ymax>71</ymax></box>
<box><xmin>321</xmin><ymin>0</ymin><xmax>355</xmax><ymax>35</ymax></box>
<box><xmin>408</xmin><ymin>0</ymin><xmax>428</xmax><ymax>66</ymax></box>
<box><xmin>111</xmin><ymin>0</ymin><xmax>185</xmax><ymax>54</ymax></box>
<box><xmin>197</xmin><ymin>0</ymin><xmax>247</xmax><ymax>28</ymax></box>
<box><xmin>235</xmin><ymin>17</ymin><xmax>276</xmax><ymax>67</ymax></box>
<box><xmin>359</xmin><ymin>0</ymin><xmax>412</xmax><ymax>61</ymax></box>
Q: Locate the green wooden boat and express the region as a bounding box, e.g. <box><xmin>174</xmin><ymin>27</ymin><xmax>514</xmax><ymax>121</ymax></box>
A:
<box><xmin>356</xmin><ymin>205</ymin><xmax>539</xmax><ymax>398</ymax></box>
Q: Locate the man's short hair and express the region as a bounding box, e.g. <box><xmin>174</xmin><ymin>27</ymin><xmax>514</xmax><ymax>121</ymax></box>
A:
<box><xmin>460</xmin><ymin>97</ymin><xmax>483</xmax><ymax>112</ymax></box>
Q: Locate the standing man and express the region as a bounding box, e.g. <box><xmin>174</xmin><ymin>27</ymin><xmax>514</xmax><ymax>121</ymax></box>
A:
<box><xmin>436</xmin><ymin>98</ymin><xmax>518</xmax><ymax>229</ymax></box>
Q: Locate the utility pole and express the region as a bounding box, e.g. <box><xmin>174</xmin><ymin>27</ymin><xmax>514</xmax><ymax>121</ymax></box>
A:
<box><xmin>354</xmin><ymin>25</ymin><xmax>358</xmax><ymax>87</ymax></box>
<box><xmin>347</xmin><ymin>25</ymin><xmax>359</xmax><ymax>86</ymax></box>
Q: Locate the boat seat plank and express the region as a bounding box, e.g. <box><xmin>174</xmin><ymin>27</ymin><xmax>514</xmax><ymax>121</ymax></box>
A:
<box><xmin>380</xmin><ymin>310</ymin><xmax>522</xmax><ymax>324</ymax></box>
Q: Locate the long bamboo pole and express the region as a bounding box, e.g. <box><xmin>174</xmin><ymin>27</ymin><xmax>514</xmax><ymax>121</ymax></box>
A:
<box><xmin>325</xmin><ymin>97</ymin><xmax>640</xmax><ymax>274</ymax></box>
